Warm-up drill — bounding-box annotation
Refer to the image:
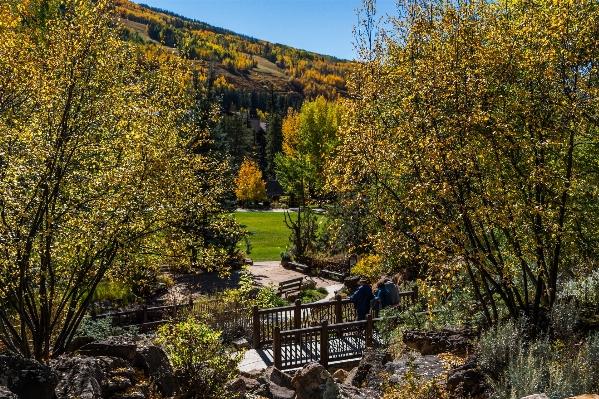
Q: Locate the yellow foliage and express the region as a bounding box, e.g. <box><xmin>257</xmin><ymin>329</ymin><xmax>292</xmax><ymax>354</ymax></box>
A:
<box><xmin>235</xmin><ymin>158</ymin><xmax>267</xmax><ymax>204</ymax></box>
<box><xmin>351</xmin><ymin>254</ymin><xmax>386</xmax><ymax>283</ymax></box>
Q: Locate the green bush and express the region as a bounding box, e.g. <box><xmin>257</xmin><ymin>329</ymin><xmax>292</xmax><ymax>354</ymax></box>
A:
<box><xmin>479</xmin><ymin>320</ymin><xmax>599</xmax><ymax>399</ymax></box>
<box><xmin>76</xmin><ymin>315</ymin><xmax>137</xmax><ymax>340</ymax></box>
<box><xmin>156</xmin><ymin>318</ymin><xmax>242</xmax><ymax>399</ymax></box>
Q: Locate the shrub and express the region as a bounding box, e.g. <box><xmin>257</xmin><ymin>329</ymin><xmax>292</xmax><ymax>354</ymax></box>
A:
<box><xmin>76</xmin><ymin>315</ymin><xmax>137</xmax><ymax>340</ymax></box>
<box><xmin>351</xmin><ymin>254</ymin><xmax>385</xmax><ymax>283</ymax></box>
<box><xmin>91</xmin><ymin>281</ymin><xmax>137</xmax><ymax>306</ymax></box>
<box><xmin>561</xmin><ymin>269</ymin><xmax>599</xmax><ymax>308</ymax></box>
<box><xmin>156</xmin><ymin>318</ymin><xmax>242</xmax><ymax>399</ymax></box>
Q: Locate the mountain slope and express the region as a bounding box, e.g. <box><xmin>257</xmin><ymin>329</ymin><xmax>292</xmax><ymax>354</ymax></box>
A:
<box><xmin>115</xmin><ymin>0</ymin><xmax>352</xmax><ymax>103</ymax></box>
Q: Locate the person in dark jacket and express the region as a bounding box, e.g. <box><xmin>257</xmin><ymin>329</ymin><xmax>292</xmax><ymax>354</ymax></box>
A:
<box><xmin>350</xmin><ymin>278</ymin><xmax>374</xmax><ymax>321</ymax></box>
<box><xmin>383</xmin><ymin>276</ymin><xmax>400</xmax><ymax>306</ymax></box>
<box><xmin>374</xmin><ymin>281</ymin><xmax>391</xmax><ymax>317</ymax></box>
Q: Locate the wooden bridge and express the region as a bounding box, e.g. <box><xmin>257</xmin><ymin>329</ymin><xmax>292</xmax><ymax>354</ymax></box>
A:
<box><xmin>94</xmin><ymin>287</ymin><xmax>418</xmax><ymax>371</ymax></box>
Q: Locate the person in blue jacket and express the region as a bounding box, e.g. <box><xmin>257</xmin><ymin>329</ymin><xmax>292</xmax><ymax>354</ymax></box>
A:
<box><xmin>350</xmin><ymin>278</ymin><xmax>374</xmax><ymax>321</ymax></box>
<box><xmin>374</xmin><ymin>281</ymin><xmax>392</xmax><ymax>317</ymax></box>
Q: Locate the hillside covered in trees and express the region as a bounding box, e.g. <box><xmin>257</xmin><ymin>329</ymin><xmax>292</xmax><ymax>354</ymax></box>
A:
<box><xmin>115</xmin><ymin>0</ymin><xmax>352</xmax><ymax>113</ymax></box>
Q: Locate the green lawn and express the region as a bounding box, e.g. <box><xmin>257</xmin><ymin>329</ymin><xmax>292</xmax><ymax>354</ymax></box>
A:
<box><xmin>233</xmin><ymin>212</ymin><xmax>293</xmax><ymax>261</ymax></box>
<box><xmin>233</xmin><ymin>211</ymin><xmax>327</xmax><ymax>261</ymax></box>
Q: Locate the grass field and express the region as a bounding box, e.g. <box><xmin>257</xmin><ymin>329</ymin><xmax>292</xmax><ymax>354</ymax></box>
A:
<box><xmin>233</xmin><ymin>212</ymin><xmax>294</xmax><ymax>261</ymax></box>
<box><xmin>233</xmin><ymin>211</ymin><xmax>326</xmax><ymax>261</ymax></box>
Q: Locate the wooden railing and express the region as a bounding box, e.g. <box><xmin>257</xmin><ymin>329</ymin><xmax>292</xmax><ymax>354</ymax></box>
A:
<box><xmin>92</xmin><ymin>300</ymin><xmax>193</xmax><ymax>332</ymax></box>
<box><xmin>252</xmin><ymin>288</ymin><xmax>417</xmax><ymax>349</ymax></box>
<box><xmin>92</xmin><ymin>299</ymin><xmax>250</xmax><ymax>333</ymax></box>
<box><xmin>273</xmin><ymin>314</ymin><xmax>382</xmax><ymax>370</ymax></box>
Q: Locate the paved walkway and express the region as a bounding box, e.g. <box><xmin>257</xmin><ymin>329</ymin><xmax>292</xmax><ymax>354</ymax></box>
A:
<box><xmin>153</xmin><ymin>261</ymin><xmax>341</xmax><ymax>303</ymax></box>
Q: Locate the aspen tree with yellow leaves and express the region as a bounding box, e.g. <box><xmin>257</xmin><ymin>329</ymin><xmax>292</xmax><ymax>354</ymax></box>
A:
<box><xmin>330</xmin><ymin>0</ymin><xmax>599</xmax><ymax>324</ymax></box>
<box><xmin>235</xmin><ymin>158</ymin><xmax>267</xmax><ymax>206</ymax></box>
<box><xmin>0</xmin><ymin>0</ymin><xmax>238</xmax><ymax>359</ymax></box>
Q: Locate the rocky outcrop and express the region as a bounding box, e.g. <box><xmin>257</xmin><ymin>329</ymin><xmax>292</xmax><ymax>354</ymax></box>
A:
<box><xmin>446</xmin><ymin>363</ymin><xmax>487</xmax><ymax>397</ymax></box>
<box><xmin>77</xmin><ymin>336</ymin><xmax>137</xmax><ymax>360</ymax></box>
<box><xmin>385</xmin><ymin>353</ymin><xmax>447</xmax><ymax>385</ymax></box>
<box><xmin>291</xmin><ymin>362</ymin><xmax>336</xmax><ymax>399</ymax></box>
<box><xmin>0</xmin><ymin>355</ymin><xmax>60</xmax><ymax>399</ymax></box>
<box><xmin>520</xmin><ymin>395</ymin><xmax>549</xmax><ymax>399</ymax></box>
<box><xmin>0</xmin><ymin>386</ymin><xmax>17</xmax><ymax>399</ymax></box>
<box><xmin>131</xmin><ymin>344</ymin><xmax>178</xmax><ymax>397</ymax></box>
<box><xmin>402</xmin><ymin>327</ymin><xmax>475</xmax><ymax>356</ymax></box>
<box><xmin>346</xmin><ymin>348</ymin><xmax>390</xmax><ymax>392</ymax></box>
<box><xmin>52</xmin><ymin>355</ymin><xmax>105</xmax><ymax>399</ymax></box>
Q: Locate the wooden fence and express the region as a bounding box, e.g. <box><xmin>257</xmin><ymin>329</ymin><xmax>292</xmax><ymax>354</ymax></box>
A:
<box><xmin>92</xmin><ymin>299</ymin><xmax>250</xmax><ymax>333</ymax></box>
<box><xmin>252</xmin><ymin>288</ymin><xmax>417</xmax><ymax>348</ymax></box>
<box><xmin>92</xmin><ymin>301</ymin><xmax>193</xmax><ymax>332</ymax></box>
<box><xmin>273</xmin><ymin>314</ymin><xmax>383</xmax><ymax>370</ymax></box>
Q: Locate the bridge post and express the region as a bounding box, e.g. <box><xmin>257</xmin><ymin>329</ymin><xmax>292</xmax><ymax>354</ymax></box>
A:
<box><xmin>142</xmin><ymin>305</ymin><xmax>148</xmax><ymax>324</ymax></box>
<box><xmin>320</xmin><ymin>320</ymin><xmax>329</xmax><ymax>369</ymax></box>
<box><xmin>294</xmin><ymin>299</ymin><xmax>301</xmax><ymax>343</ymax></box>
<box><xmin>274</xmin><ymin>326</ymin><xmax>282</xmax><ymax>370</ymax></box>
<box><xmin>412</xmin><ymin>285</ymin><xmax>418</xmax><ymax>302</ymax></box>
<box><xmin>366</xmin><ymin>314</ymin><xmax>373</xmax><ymax>347</ymax></box>
<box><xmin>335</xmin><ymin>295</ymin><xmax>343</xmax><ymax>323</ymax></box>
<box><xmin>252</xmin><ymin>306</ymin><xmax>260</xmax><ymax>349</ymax></box>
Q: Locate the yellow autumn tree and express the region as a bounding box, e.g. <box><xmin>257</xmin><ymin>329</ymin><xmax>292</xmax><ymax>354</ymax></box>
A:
<box><xmin>0</xmin><ymin>0</ymin><xmax>239</xmax><ymax>360</ymax></box>
<box><xmin>235</xmin><ymin>158</ymin><xmax>267</xmax><ymax>206</ymax></box>
<box><xmin>329</xmin><ymin>0</ymin><xmax>599</xmax><ymax>324</ymax></box>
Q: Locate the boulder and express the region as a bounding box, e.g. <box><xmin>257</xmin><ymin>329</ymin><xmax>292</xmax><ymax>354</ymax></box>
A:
<box><xmin>402</xmin><ymin>329</ymin><xmax>474</xmax><ymax>356</ymax></box>
<box><xmin>346</xmin><ymin>348</ymin><xmax>389</xmax><ymax>391</ymax></box>
<box><xmin>224</xmin><ymin>377</ymin><xmax>246</xmax><ymax>397</ymax></box>
<box><xmin>521</xmin><ymin>395</ymin><xmax>549</xmax><ymax>399</ymax></box>
<box><xmin>337</xmin><ymin>383</ymin><xmax>378</xmax><ymax>399</ymax></box>
<box><xmin>97</xmin><ymin>356</ymin><xmax>135</xmax><ymax>394</ymax></box>
<box><xmin>66</xmin><ymin>336</ymin><xmax>95</xmax><ymax>353</ymax></box>
<box><xmin>0</xmin><ymin>355</ymin><xmax>60</xmax><ymax>399</ymax></box>
<box><xmin>301</xmin><ymin>279</ymin><xmax>317</xmax><ymax>290</ymax></box>
<box><xmin>232</xmin><ymin>337</ymin><xmax>251</xmax><ymax>350</ymax></box>
<box><xmin>446</xmin><ymin>363</ymin><xmax>487</xmax><ymax>397</ymax></box>
<box><xmin>52</xmin><ymin>355</ymin><xmax>105</xmax><ymax>399</ymax></box>
<box><xmin>264</xmin><ymin>367</ymin><xmax>293</xmax><ymax>389</ymax></box>
<box><xmin>291</xmin><ymin>362</ymin><xmax>335</xmax><ymax>399</ymax></box>
<box><xmin>269</xmin><ymin>383</ymin><xmax>296</xmax><ymax>399</ymax></box>
<box><xmin>386</xmin><ymin>354</ymin><xmax>446</xmax><ymax>385</ymax></box>
<box><xmin>332</xmin><ymin>369</ymin><xmax>349</xmax><ymax>381</ymax></box>
<box><xmin>565</xmin><ymin>396</ymin><xmax>599</xmax><ymax>399</ymax></box>
<box><xmin>131</xmin><ymin>344</ymin><xmax>178</xmax><ymax>397</ymax></box>
<box><xmin>78</xmin><ymin>336</ymin><xmax>137</xmax><ymax>360</ymax></box>
<box><xmin>0</xmin><ymin>386</ymin><xmax>17</xmax><ymax>399</ymax></box>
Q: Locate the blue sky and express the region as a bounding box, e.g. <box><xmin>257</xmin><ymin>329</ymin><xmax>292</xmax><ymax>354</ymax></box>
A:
<box><xmin>131</xmin><ymin>0</ymin><xmax>399</xmax><ymax>60</ymax></box>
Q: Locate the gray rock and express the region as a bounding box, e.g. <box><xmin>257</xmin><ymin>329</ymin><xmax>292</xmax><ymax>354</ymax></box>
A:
<box><xmin>386</xmin><ymin>353</ymin><xmax>446</xmax><ymax>384</ymax></box>
<box><xmin>520</xmin><ymin>394</ymin><xmax>549</xmax><ymax>399</ymax></box>
<box><xmin>347</xmin><ymin>348</ymin><xmax>389</xmax><ymax>391</ymax></box>
<box><xmin>52</xmin><ymin>355</ymin><xmax>105</xmax><ymax>399</ymax></box>
<box><xmin>446</xmin><ymin>363</ymin><xmax>487</xmax><ymax>397</ymax></box>
<box><xmin>337</xmin><ymin>383</ymin><xmax>378</xmax><ymax>399</ymax></box>
<box><xmin>77</xmin><ymin>336</ymin><xmax>137</xmax><ymax>360</ymax></box>
<box><xmin>232</xmin><ymin>337</ymin><xmax>251</xmax><ymax>350</ymax></box>
<box><xmin>131</xmin><ymin>344</ymin><xmax>178</xmax><ymax>397</ymax></box>
<box><xmin>291</xmin><ymin>362</ymin><xmax>334</xmax><ymax>399</ymax></box>
<box><xmin>0</xmin><ymin>386</ymin><xmax>17</xmax><ymax>399</ymax></box>
<box><xmin>224</xmin><ymin>377</ymin><xmax>247</xmax><ymax>397</ymax></box>
<box><xmin>0</xmin><ymin>355</ymin><xmax>60</xmax><ymax>399</ymax></box>
<box><xmin>66</xmin><ymin>336</ymin><xmax>95</xmax><ymax>353</ymax></box>
<box><xmin>264</xmin><ymin>367</ymin><xmax>293</xmax><ymax>389</ymax></box>
<box><xmin>269</xmin><ymin>382</ymin><xmax>296</xmax><ymax>399</ymax></box>
<box><xmin>97</xmin><ymin>356</ymin><xmax>134</xmax><ymax>393</ymax></box>
<box><xmin>403</xmin><ymin>329</ymin><xmax>474</xmax><ymax>356</ymax></box>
